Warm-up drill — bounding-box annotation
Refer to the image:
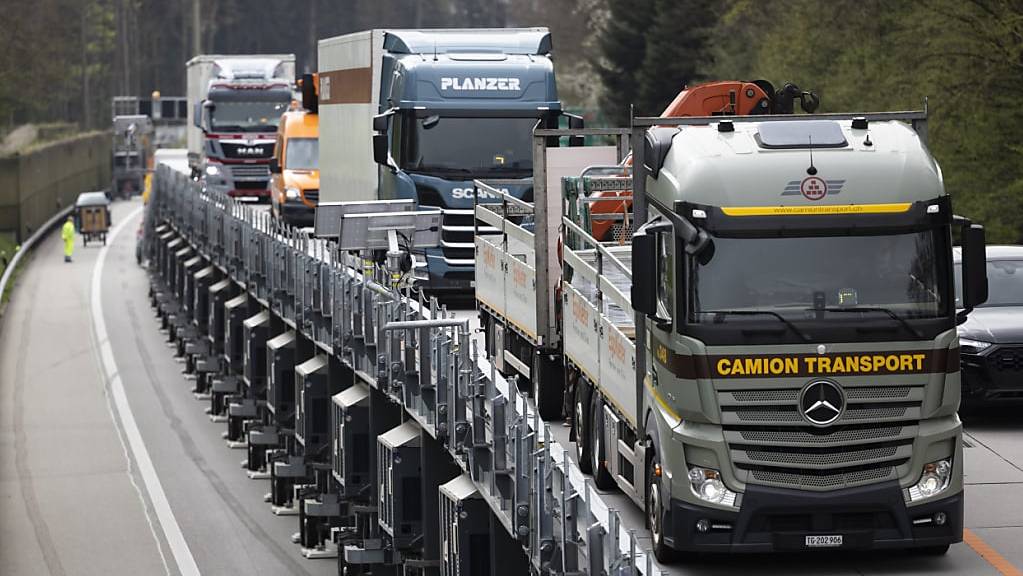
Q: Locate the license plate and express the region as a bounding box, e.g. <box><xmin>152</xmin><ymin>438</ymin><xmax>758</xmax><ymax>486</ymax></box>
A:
<box><xmin>805</xmin><ymin>535</ymin><xmax>843</xmax><ymax>548</ymax></box>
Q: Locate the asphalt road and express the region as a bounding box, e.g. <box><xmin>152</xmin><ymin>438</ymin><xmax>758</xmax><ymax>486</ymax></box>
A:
<box><xmin>1</xmin><ymin>198</ymin><xmax>334</xmax><ymax>576</ymax></box>
<box><xmin>2</xmin><ymin>196</ymin><xmax>1021</xmax><ymax>576</ymax></box>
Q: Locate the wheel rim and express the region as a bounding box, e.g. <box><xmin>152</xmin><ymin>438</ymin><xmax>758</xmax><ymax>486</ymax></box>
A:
<box><xmin>591</xmin><ymin>404</ymin><xmax>601</xmax><ymax>473</ymax></box>
<box><xmin>649</xmin><ymin>472</ymin><xmax>663</xmax><ymax>546</ymax></box>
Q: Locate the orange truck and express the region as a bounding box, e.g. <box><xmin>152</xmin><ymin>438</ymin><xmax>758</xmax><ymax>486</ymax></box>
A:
<box><xmin>270</xmin><ymin>73</ymin><xmax>319</xmax><ymax>227</ymax></box>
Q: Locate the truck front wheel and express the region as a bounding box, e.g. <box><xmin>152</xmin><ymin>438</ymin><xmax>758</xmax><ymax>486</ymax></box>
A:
<box><xmin>648</xmin><ymin>453</ymin><xmax>676</xmax><ymax>563</ymax></box>
<box><xmin>590</xmin><ymin>397</ymin><xmax>615</xmax><ymax>490</ymax></box>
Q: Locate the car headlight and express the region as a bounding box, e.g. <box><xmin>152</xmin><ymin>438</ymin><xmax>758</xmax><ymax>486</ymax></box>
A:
<box><xmin>285</xmin><ymin>187</ymin><xmax>300</xmax><ymax>200</ymax></box>
<box><xmin>909</xmin><ymin>458</ymin><xmax>953</xmax><ymax>502</ymax></box>
<box><xmin>688</xmin><ymin>466</ymin><xmax>737</xmax><ymax>507</ymax></box>
<box><xmin>205</xmin><ymin>164</ymin><xmax>221</xmax><ymax>176</ymax></box>
<box><xmin>958</xmin><ymin>337</ymin><xmax>992</xmax><ymax>354</ymax></box>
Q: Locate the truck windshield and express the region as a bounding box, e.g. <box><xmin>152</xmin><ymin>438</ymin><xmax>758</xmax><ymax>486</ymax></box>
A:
<box><xmin>402</xmin><ymin>116</ymin><xmax>536</xmax><ymax>176</ymax></box>
<box><xmin>285</xmin><ymin>138</ymin><xmax>318</xmax><ymax>170</ymax></box>
<box><xmin>691</xmin><ymin>230</ymin><xmax>948</xmax><ymax>322</ymax></box>
<box><xmin>954</xmin><ymin>260</ymin><xmax>1023</xmax><ymax>307</ymax></box>
<box><xmin>210</xmin><ymin>101</ymin><xmax>289</xmax><ymax>132</ymax></box>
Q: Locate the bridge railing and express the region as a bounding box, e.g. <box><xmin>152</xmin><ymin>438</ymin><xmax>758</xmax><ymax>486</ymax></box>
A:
<box><xmin>147</xmin><ymin>163</ymin><xmax>663</xmax><ymax>575</ymax></box>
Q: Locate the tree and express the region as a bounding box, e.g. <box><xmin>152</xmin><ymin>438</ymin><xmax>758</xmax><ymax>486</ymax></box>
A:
<box><xmin>593</xmin><ymin>0</ymin><xmax>656</xmax><ymax>126</ymax></box>
<box><xmin>636</xmin><ymin>0</ymin><xmax>719</xmax><ymax>117</ymax></box>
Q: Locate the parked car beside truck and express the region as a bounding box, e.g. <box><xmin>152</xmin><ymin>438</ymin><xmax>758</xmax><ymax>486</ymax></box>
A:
<box><xmin>956</xmin><ymin>245</ymin><xmax>1023</xmax><ymax>407</ymax></box>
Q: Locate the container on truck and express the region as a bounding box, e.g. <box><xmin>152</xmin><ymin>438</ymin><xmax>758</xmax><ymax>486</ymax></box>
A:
<box><xmin>316</xmin><ymin>28</ymin><xmax>580</xmax><ymax>294</ymax></box>
<box><xmin>187</xmin><ymin>55</ymin><xmax>295</xmax><ymax>199</ymax></box>
<box><xmin>475</xmin><ymin>110</ymin><xmax>990</xmax><ymax>559</ymax></box>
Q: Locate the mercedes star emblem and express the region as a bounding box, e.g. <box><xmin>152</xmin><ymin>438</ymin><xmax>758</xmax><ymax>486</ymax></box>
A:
<box><xmin>799</xmin><ymin>380</ymin><xmax>846</xmax><ymax>427</ymax></box>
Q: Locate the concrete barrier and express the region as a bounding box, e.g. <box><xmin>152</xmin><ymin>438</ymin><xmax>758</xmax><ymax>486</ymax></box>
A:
<box><xmin>0</xmin><ymin>131</ymin><xmax>111</xmax><ymax>243</ymax></box>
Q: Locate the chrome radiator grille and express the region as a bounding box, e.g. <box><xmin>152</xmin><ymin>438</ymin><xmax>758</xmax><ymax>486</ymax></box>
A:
<box><xmin>720</xmin><ymin>384</ymin><xmax>923</xmax><ymax>491</ymax></box>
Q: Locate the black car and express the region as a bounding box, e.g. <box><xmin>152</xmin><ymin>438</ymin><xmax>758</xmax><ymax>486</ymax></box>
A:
<box><xmin>955</xmin><ymin>245</ymin><xmax>1023</xmax><ymax>405</ymax></box>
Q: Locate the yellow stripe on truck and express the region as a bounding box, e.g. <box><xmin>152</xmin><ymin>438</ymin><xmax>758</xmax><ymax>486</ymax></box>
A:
<box><xmin>721</xmin><ymin>203</ymin><xmax>912</xmax><ymax>216</ymax></box>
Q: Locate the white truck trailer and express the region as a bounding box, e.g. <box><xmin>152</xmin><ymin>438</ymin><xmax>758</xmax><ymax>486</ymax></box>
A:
<box><xmin>186</xmin><ymin>55</ymin><xmax>295</xmax><ymax>199</ymax></box>
<box><xmin>476</xmin><ymin>113</ymin><xmax>989</xmax><ymax>560</ymax></box>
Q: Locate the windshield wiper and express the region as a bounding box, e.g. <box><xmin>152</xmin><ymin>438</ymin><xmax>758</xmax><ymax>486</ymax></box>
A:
<box><xmin>705</xmin><ymin>310</ymin><xmax>811</xmax><ymax>342</ymax></box>
<box><xmin>817</xmin><ymin>306</ymin><xmax>924</xmax><ymax>338</ymax></box>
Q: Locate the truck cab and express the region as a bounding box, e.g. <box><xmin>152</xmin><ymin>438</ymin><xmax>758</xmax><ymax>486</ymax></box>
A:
<box><xmin>188</xmin><ymin>56</ymin><xmax>295</xmax><ymax>199</ymax></box>
<box><xmin>631</xmin><ymin>116</ymin><xmax>989</xmax><ymax>556</ymax></box>
<box><xmin>270</xmin><ymin>104</ymin><xmax>319</xmax><ymax>227</ymax></box>
<box><xmin>318</xmin><ymin>28</ymin><xmax>570</xmax><ymax>295</ymax></box>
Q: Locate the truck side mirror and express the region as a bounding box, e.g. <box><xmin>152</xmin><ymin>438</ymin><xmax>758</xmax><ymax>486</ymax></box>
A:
<box><xmin>962</xmin><ymin>224</ymin><xmax>988</xmax><ymax>310</ymax></box>
<box><xmin>372</xmin><ymin>113</ymin><xmax>390</xmax><ymax>133</ymax></box>
<box><xmin>269</xmin><ymin>158</ymin><xmax>281</xmax><ymax>174</ymax></box>
<box><xmin>631</xmin><ymin>231</ymin><xmax>658</xmax><ymax>316</ymax></box>
<box><xmin>372</xmin><ymin>133</ymin><xmax>390</xmax><ymax>167</ymax></box>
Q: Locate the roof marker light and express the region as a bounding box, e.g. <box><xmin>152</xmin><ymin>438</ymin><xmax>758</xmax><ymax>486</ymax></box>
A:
<box><xmin>927</xmin><ymin>204</ymin><xmax>940</xmax><ymax>214</ymax></box>
<box><xmin>692</xmin><ymin>209</ymin><xmax>707</xmax><ymax>219</ymax></box>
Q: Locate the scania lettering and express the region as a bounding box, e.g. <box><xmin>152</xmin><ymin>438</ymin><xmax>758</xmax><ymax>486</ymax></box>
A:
<box><xmin>316</xmin><ymin>28</ymin><xmax>579</xmax><ymax>294</ymax></box>
<box><xmin>475</xmin><ymin>112</ymin><xmax>990</xmax><ymax>559</ymax></box>
<box><xmin>187</xmin><ymin>55</ymin><xmax>296</xmax><ymax>199</ymax></box>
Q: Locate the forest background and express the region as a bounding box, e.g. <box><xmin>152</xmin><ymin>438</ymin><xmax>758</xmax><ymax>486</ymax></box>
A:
<box><xmin>2</xmin><ymin>0</ymin><xmax>1020</xmax><ymax>241</ymax></box>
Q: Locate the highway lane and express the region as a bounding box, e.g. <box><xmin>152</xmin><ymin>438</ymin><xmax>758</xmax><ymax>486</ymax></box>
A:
<box><xmin>1</xmin><ymin>198</ymin><xmax>334</xmax><ymax>575</ymax></box>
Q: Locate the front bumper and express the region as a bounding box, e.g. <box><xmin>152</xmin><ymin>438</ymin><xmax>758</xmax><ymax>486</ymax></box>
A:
<box><xmin>279</xmin><ymin>202</ymin><xmax>314</xmax><ymax>227</ymax></box>
<box><xmin>962</xmin><ymin>346</ymin><xmax>1023</xmax><ymax>401</ymax></box>
<box><xmin>667</xmin><ymin>481</ymin><xmax>962</xmax><ymax>553</ymax></box>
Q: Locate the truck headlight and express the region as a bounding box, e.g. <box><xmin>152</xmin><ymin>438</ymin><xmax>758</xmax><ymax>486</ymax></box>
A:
<box><xmin>205</xmin><ymin>164</ymin><xmax>221</xmax><ymax>176</ymax></box>
<box><xmin>958</xmin><ymin>337</ymin><xmax>992</xmax><ymax>354</ymax></box>
<box><xmin>688</xmin><ymin>466</ymin><xmax>737</xmax><ymax>507</ymax></box>
<box><xmin>285</xmin><ymin>187</ymin><xmax>300</xmax><ymax>200</ymax></box>
<box><xmin>909</xmin><ymin>458</ymin><xmax>953</xmax><ymax>501</ymax></box>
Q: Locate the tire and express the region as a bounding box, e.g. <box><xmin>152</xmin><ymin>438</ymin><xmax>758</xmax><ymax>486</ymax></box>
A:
<box><xmin>574</xmin><ymin>377</ymin><xmax>593</xmax><ymax>473</ymax></box>
<box><xmin>648</xmin><ymin>453</ymin><xmax>677</xmax><ymax>563</ymax></box>
<box><xmin>533</xmin><ymin>351</ymin><xmax>564</xmax><ymax>421</ymax></box>
<box><xmin>590</xmin><ymin>396</ymin><xmax>615</xmax><ymax>490</ymax></box>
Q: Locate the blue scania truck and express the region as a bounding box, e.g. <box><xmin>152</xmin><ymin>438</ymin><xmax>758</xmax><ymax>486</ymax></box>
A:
<box><xmin>316</xmin><ymin>28</ymin><xmax>576</xmax><ymax>294</ymax></box>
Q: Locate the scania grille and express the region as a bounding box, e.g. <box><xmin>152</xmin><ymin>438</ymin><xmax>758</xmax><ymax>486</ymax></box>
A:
<box><xmin>719</xmin><ymin>384</ymin><xmax>923</xmax><ymax>491</ymax></box>
<box><xmin>302</xmin><ymin>189</ymin><xmax>319</xmax><ymax>204</ymax></box>
<box><xmin>421</xmin><ymin>206</ymin><xmax>497</xmax><ymax>265</ymax></box>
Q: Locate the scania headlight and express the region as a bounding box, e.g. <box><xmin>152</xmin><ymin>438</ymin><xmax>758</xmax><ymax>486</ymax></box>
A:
<box><xmin>285</xmin><ymin>187</ymin><xmax>300</xmax><ymax>200</ymax></box>
<box><xmin>909</xmin><ymin>458</ymin><xmax>953</xmax><ymax>501</ymax></box>
<box><xmin>958</xmin><ymin>337</ymin><xmax>992</xmax><ymax>354</ymax></box>
<box><xmin>205</xmin><ymin>164</ymin><xmax>221</xmax><ymax>176</ymax></box>
<box><xmin>688</xmin><ymin>466</ymin><xmax>737</xmax><ymax>507</ymax></box>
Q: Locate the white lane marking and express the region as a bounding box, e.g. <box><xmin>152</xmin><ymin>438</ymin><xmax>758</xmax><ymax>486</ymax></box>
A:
<box><xmin>90</xmin><ymin>205</ymin><xmax>201</xmax><ymax>576</ymax></box>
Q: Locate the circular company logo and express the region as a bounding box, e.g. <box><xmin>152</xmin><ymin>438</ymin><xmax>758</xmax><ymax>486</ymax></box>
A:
<box><xmin>799</xmin><ymin>380</ymin><xmax>846</xmax><ymax>427</ymax></box>
<box><xmin>800</xmin><ymin>176</ymin><xmax>828</xmax><ymax>201</ymax></box>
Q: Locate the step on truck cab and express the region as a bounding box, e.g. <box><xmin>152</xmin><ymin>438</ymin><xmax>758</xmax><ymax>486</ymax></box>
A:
<box><xmin>476</xmin><ymin>112</ymin><xmax>990</xmax><ymax>559</ymax></box>
<box><xmin>316</xmin><ymin>28</ymin><xmax>576</xmax><ymax>295</ymax></box>
<box><xmin>187</xmin><ymin>55</ymin><xmax>296</xmax><ymax>199</ymax></box>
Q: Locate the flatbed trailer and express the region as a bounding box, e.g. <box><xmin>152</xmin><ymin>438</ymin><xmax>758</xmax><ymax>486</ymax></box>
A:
<box><xmin>476</xmin><ymin>115</ymin><xmax>991</xmax><ymax>560</ymax></box>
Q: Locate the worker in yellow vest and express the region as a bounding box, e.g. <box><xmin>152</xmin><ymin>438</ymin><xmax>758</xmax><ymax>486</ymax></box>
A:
<box><xmin>61</xmin><ymin>215</ymin><xmax>75</xmax><ymax>262</ymax></box>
